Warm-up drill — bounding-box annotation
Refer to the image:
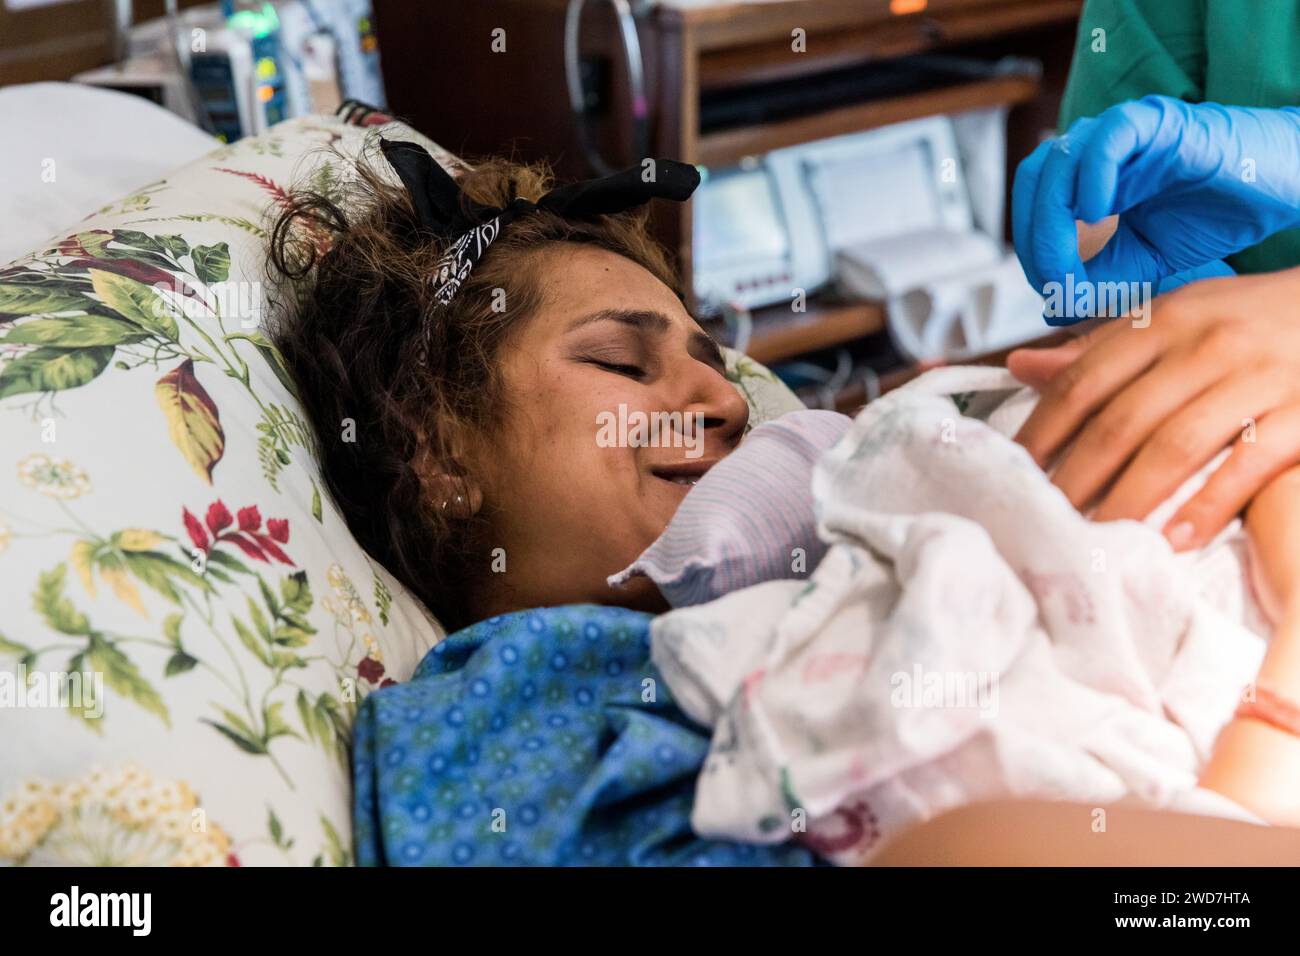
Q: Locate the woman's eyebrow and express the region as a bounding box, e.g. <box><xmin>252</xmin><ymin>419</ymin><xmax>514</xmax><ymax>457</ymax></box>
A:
<box><xmin>568</xmin><ymin>308</ymin><xmax>671</xmax><ymax>334</ymax></box>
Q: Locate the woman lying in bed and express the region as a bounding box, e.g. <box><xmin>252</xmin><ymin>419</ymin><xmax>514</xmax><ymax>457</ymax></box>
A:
<box><xmin>268</xmin><ymin>139</ymin><xmax>1300</xmax><ymax>865</ymax></box>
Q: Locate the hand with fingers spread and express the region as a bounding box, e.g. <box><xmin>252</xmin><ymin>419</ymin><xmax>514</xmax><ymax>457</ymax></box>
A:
<box><xmin>1013</xmin><ymin>95</ymin><xmax>1300</xmax><ymax>319</ymax></box>
<box><xmin>1007</xmin><ymin>268</ymin><xmax>1300</xmax><ymax>551</ymax></box>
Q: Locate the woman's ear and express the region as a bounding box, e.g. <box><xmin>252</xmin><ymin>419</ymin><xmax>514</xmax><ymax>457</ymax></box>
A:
<box><xmin>413</xmin><ymin>429</ymin><xmax>485</xmax><ymax>520</ymax></box>
<box><xmin>428</xmin><ymin>470</ymin><xmax>483</xmax><ymax>519</ymax></box>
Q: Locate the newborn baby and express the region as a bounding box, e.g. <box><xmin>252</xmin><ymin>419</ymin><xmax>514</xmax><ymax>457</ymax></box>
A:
<box><xmin>623</xmin><ymin>366</ymin><xmax>1271</xmax><ymax>864</ymax></box>
<box><xmin>608</xmin><ymin>409</ymin><xmax>852</xmax><ymax>606</ymax></box>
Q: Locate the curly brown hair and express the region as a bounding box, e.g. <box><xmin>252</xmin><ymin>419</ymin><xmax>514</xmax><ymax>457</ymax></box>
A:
<box><xmin>267</xmin><ymin>138</ymin><xmax>682</xmax><ymax>630</ymax></box>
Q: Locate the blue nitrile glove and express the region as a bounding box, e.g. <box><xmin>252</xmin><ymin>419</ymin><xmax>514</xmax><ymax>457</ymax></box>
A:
<box><xmin>1157</xmin><ymin>258</ymin><xmax>1236</xmax><ymax>295</ymax></box>
<box><xmin>1013</xmin><ymin>95</ymin><xmax>1300</xmax><ymax>324</ymax></box>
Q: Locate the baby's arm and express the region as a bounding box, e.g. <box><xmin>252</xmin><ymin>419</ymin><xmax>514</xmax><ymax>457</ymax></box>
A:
<box><xmin>1198</xmin><ymin>466</ymin><xmax>1300</xmax><ymax>824</ymax></box>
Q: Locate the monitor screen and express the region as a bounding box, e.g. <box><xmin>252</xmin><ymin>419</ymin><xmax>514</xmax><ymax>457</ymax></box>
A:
<box><xmin>693</xmin><ymin>168</ymin><xmax>789</xmax><ymax>273</ymax></box>
<box><xmin>806</xmin><ymin>139</ymin><xmax>943</xmax><ymax>250</ymax></box>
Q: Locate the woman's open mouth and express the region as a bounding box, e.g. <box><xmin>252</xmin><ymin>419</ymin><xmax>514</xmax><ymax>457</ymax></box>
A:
<box><xmin>652</xmin><ymin>459</ymin><xmax>720</xmax><ymax>488</ymax></box>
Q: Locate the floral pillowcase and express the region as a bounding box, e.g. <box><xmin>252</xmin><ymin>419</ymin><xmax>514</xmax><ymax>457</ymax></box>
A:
<box><xmin>0</xmin><ymin>108</ymin><xmax>804</xmax><ymax>866</ymax></box>
<box><xmin>0</xmin><ymin>113</ymin><xmax>451</xmax><ymax>866</ymax></box>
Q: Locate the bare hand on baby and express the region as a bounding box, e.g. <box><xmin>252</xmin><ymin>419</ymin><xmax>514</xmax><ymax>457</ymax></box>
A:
<box><xmin>1007</xmin><ymin>266</ymin><xmax>1300</xmax><ymax>559</ymax></box>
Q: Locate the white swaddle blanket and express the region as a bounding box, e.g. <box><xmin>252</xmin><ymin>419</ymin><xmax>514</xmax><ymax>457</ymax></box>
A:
<box><xmin>651</xmin><ymin>366</ymin><xmax>1269</xmax><ymax>864</ymax></box>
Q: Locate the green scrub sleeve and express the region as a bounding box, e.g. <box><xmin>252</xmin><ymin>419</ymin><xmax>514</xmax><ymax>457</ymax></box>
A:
<box><xmin>1058</xmin><ymin>0</ymin><xmax>1205</xmax><ymax>129</ymax></box>
<box><xmin>1058</xmin><ymin>0</ymin><xmax>1300</xmax><ymax>274</ymax></box>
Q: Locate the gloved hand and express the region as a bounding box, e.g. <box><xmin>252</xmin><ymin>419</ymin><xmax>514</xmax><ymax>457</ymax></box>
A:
<box><xmin>1013</xmin><ymin>95</ymin><xmax>1300</xmax><ymax>323</ymax></box>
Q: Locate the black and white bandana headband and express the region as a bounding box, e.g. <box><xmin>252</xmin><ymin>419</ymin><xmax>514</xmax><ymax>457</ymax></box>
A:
<box><xmin>378</xmin><ymin>138</ymin><xmax>701</xmax><ymax>306</ymax></box>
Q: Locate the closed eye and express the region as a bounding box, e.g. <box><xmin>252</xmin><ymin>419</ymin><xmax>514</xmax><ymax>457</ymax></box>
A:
<box><xmin>590</xmin><ymin>359</ymin><xmax>645</xmax><ymax>379</ymax></box>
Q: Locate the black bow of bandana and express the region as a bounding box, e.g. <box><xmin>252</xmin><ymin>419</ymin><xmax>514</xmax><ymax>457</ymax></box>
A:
<box><xmin>378</xmin><ymin>138</ymin><xmax>700</xmax><ymax>305</ymax></box>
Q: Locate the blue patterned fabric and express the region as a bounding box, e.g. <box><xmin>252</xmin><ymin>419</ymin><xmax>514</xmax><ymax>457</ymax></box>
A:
<box><xmin>352</xmin><ymin>604</ymin><xmax>820</xmax><ymax>866</ymax></box>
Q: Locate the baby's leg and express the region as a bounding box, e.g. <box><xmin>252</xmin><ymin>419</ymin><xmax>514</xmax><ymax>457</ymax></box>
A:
<box><xmin>1244</xmin><ymin>465</ymin><xmax>1300</xmax><ymax>621</ymax></box>
<box><xmin>1198</xmin><ymin>465</ymin><xmax>1300</xmax><ymax>824</ymax></box>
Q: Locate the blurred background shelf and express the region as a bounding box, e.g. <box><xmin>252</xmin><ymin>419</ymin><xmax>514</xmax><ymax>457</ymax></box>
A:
<box><xmin>745</xmin><ymin>298</ymin><xmax>885</xmax><ymax>366</ymax></box>
<box><xmin>693</xmin><ymin>0</ymin><xmax>1083</xmax><ymax>89</ymax></box>
<box><xmin>697</xmin><ymin>69</ymin><xmax>1040</xmax><ymax>167</ymax></box>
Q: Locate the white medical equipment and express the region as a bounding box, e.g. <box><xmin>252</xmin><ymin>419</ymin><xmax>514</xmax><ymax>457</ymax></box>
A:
<box><xmin>74</xmin><ymin>0</ymin><xmax>384</xmax><ymax>143</ymax></box>
<box><xmin>692</xmin><ymin>105</ymin><xmax>1047</xmax><ymax>361</ymax></box>
<box><xmin>76</xmin><ymin>3</ymin><xmax>290</xmax><ymax>140</ymax></box>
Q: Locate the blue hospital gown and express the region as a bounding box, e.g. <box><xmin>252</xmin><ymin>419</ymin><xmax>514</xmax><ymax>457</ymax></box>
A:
<box><xmin>352</xmin><ymin>604</ymin><xmax>820</xmax><ymax>866</ymax></box>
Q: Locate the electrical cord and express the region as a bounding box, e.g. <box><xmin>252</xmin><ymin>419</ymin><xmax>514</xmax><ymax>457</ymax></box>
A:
<box><xmin>564</xmin><ymin>0</ymin><xmax>651</xmax><ymax>175</ymax></box>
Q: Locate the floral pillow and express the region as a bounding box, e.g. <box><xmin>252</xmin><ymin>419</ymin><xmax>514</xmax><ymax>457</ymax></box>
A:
<box><xmin>0</xmin><ymin>114</ymin><xmax>452</xmax><ymax>866</ymax></box>
<box><xmin>0</xmin><ymin>109</ymin><xmax>803</xmax><ymax>866</ymax></box>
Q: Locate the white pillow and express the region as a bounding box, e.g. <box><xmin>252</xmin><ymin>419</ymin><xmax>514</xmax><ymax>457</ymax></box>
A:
<box><xmin>0</xmin><ymin>83</ymin><xmax>217</xmax><ymax>267</ymax></box>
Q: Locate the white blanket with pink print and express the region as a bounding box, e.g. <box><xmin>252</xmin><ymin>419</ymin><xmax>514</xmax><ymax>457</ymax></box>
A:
<box><xmin>651</xmin><ymin>366</ymin><xmax>1268</xmax><ymax>864</ymax></box>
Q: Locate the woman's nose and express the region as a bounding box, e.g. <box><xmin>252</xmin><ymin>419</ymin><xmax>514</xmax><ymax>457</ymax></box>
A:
<box><xmin>677</xmin><ymin>360</ymin><xmax>750</xmax><ymax>449</ymax></box>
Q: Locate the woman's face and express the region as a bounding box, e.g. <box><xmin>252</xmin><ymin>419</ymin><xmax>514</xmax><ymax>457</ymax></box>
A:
<box><xmin>466</xmin><ymin>243</ymin><xmax>749</xmax><ymax>618</ymax></box>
